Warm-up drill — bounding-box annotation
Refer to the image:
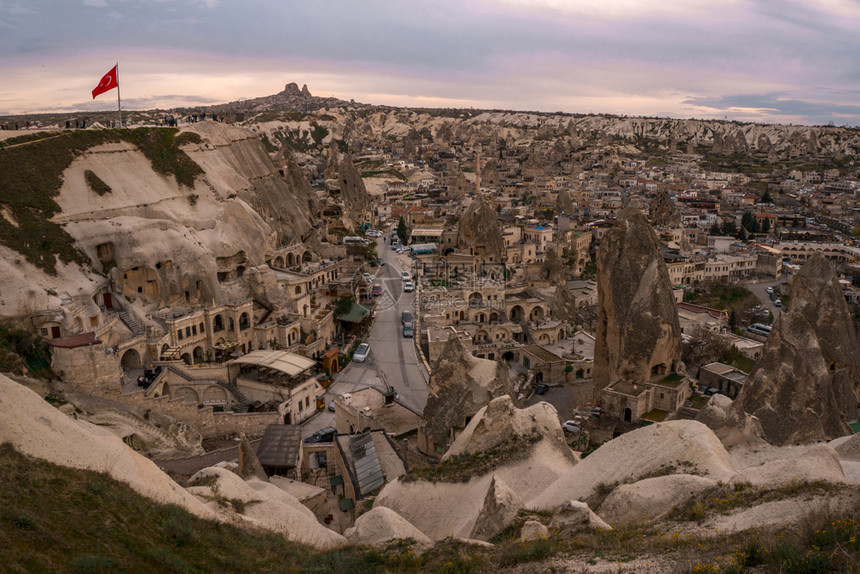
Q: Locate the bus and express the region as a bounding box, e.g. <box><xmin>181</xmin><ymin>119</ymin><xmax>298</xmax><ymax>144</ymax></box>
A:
<box><xmin>343</xmin><ymin>236</ymin><xmax>369</xmax><ymax>246</ymax></box>
<box><xmin>409</xmin><ymin>243</ymin><xmax>437</xmax><ymax>255</ymax></box>
<box><xmin>747</xmin><ymin>323</ymin><xmax>772</xmax><ymax>337</ymax></box>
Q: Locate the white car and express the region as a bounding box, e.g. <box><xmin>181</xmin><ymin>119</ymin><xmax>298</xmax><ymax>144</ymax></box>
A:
<box><xmin>353</xmin><ymin>343</ymin><xmax>370</xmax><ymax>363</ymax></box>
<box><xmin>401</xmin><ymin>272</ymin><xmax>411</xmax><ymax>281</ymax></box>
<box><xmin>766</xmin><ymin>287</ymin><xmax>774</xmax><ymax>294</ymax></box>
<box><xmin>362</xmin><ymin>272</ymin><xmax>373</xmax><ymax>283</ymax></box>
<box><xmin>561</xmin><ymin>420</ymin><xmax>581</xmax><ymax>433</ymax></box>
<box><xmin>403</xmin><ymin>281</ymin><xmax>414</xmax><ymax>293</ymax></box>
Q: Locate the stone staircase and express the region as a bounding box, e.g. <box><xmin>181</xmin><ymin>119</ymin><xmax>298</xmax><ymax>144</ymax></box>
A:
<box><xmin>520</xmin><ymin>322</ymin><xmax>537</xmax><ymax>345</ymax></box>
<box><xmin>119</xmin><ymin>309</ymin><xmax>145</xmax><ymax>336</ymax></box>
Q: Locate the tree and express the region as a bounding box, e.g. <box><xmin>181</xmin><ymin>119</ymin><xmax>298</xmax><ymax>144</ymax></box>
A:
<box><xmin>397</xmin><ymin>216</ymin><xmax>409</xmax><ymax>245</ymax></box>
<box><xmin>762</xmin><ymin>218</ymin><xmax>771</xmax><ymax>233</ymax></box>
<box><xmin>721</xmin><ymin>219</ymin><xmax>738</xmax><ymax>237</ymax></box>
<box><xmin>760</xmin><ymin>190</ymin><xmax>773</xmax><ymax>204</ymax></box>
<box><xmin>709</xmin><ymin>222</ymin><xmax>721</xmax><ymax>236</ymax></box>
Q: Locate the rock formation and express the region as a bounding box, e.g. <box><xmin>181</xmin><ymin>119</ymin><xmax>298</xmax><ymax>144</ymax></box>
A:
<box><xmin>324</xmin><ymin>143</ymin><xmax>372</xmax><ymax>227</ymax></box>
<box><xmin>470</xmin><ymin>475</ymin><xmax>524</xmax><ymax>541</ymax></box>
<box><xmin>592</xmin><ymin>206</ymin><xmax>683</xmax><ymax>401</ymax></box>
<box><xmin>730</xmin><ymin>254</ymin><xmax>860</xmax><ymax>445</ymax></box>
<box><xmin>519</xmin><ymin>520</ymin><xmax>549</xmax><ymax>541</ymax></box>
<box><xmin>443</xmin><ymin>396</ymin><xmax>573</xmax><ymax>459</ymax></box>
<box><xmin>528</xmin><ymin>420</ymin><xmax>734</xmax><ymax>510</ymax></box>
<box><xmin>648</xmin><ymin>190</ymin><xmax>681</xmax><ymax>228</ymax></box>
<box><xmin>0</xmin><ymin>121</ymin><xmax>320</xmax><ymax>316</ymax></box>
<box><xmin>555</xmin><ymin>187</ymin><xmax>575</xmax><ymax>216</ymax></box>
<box><xmin>378</xmin><ymin>398</ymin><xmax>577</xmax><ymax>541</ymax></box>
<box><xmin>549</xmin><ymin>500</ymin><xmax>612</xmax><ymax>531</ymax></box>
<box><xmin>457</xmin><ymin>195</ymin><xmax>504</xmax><ymax>263</ymax></box>
<box><xmin>418</xmin><ymin>335</ymin><xmax>513</xmax><ymax>456</ymax></box>
<box><xmin>538</xmin><ymin>246</ymin><xmax>565</xmax><ymax>284</ymax></box>
<box><xmin>598</xmin><ymin>474</ymin><xmax>716</xmax><ymax>526</ymax></box>
<box><xmin>481</xmin><ymin>159</ymin><xmax>499</xmax><ymax>187</ymax></box>
<box><xmin>238</xmin><ymin>434</ymin><xmax>269</xmax><ymax>481</ymax></box>
<box><xmin>187</xmin><ymin>466</ymin><xmax>346</xmax><ymax>549</ymax></box>
<box><xmin>344</xmin><ymin>506</ymin><xmax>432</xmax><ymax>552</ymax></box>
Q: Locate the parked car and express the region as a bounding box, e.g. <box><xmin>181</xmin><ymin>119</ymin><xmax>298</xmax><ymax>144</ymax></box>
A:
<box><xmin>401</xmin><ymin>311</ymin><xmax>413</xmax><ymax>324</ymax></box>
<box><xmin>362</xmin><ymin>272</ymin><xmax>373</xmax><ymax>282</ymax></box>
<box><xmin>353</xmin><ymin>343</ymin><xmax>370</xmax><ymax>362</ymax></box>
<box><xmin>561</xmin><ymin>420</ymin><xmax>581</xmax><ymax>433</ymax></box>
<box><xmin>403</xmin><ymin>322</ymin><xmax>414</xmax><ymax>337</ymax></box>
<box><xmin>371</xmin><ymin>284</ymin><xmax>383</xmax><ymax>296</ymax></box>
<box><xmin>376</xmin><ymin>258</ymin><xmax>385</xmax><ymax>266</ymax></box>
<box><xmin>403</xmin><ymin>281</ymin><xmax>414</xmax><ymax>292</ymax></box>
<box><xmin>304</xmin><ymin>426</ymin><xmax>336</xmax><ymax>443</ymax></box>
<box><xmin>401</xmin><ymin>271</ymin><xmax>411</xmax><ymax>281</ymax></box>
<box><xmin>535</xmin><ymin>383</ymin><xmax>549</xmax><ymax>395</ymax></box>
<box><xmin>774</xmin><ymin>299</ymin><xmax>782</xmax><ymax>307</ymax></box>
<box><xmin>327</xmin><ymin>399</ymin><xmax>335</xmax><ymax>412</ymax></box>
<box><xmin>316</xmin><ymin>451</ymin><xmax>327</xmax><ymax>468</ymax></box>
<box><xmin>766</xmin><ymin>287</ymin><xmax>774</xmax><ymax>294</ymax></box>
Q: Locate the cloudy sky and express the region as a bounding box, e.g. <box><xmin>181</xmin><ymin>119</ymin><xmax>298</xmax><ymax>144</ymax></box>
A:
<box><xmin>2</xmin><ymin>0</ymin><xmax>860</xmax><ymax>125</ymax></box>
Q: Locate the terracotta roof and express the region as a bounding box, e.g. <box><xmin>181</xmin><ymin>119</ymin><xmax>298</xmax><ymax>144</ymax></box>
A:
<box><xmin>48</xmin><ymin>331</ymin><xmax>100</xmax><ymax>348</ymax></box>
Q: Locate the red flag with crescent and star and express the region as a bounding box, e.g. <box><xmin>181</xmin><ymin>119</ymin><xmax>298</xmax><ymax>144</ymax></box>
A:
<box><xmin>92</xmin><ymin>65</ymin><xmax>118</xmax><ymax>99</ymax></box>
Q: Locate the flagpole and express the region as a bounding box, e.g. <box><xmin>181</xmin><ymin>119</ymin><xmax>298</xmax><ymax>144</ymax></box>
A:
<box><xmin>115</xmin><ymin>63</ymin><xmax>122</xmax><ymax>128</ymax></box>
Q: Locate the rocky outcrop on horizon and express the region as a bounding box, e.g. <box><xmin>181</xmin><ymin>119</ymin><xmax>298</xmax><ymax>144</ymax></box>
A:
<box><xmin>203</xmin><ymin>82</ymin><xmax>368</xmax><ymax>116</ymax></box>
<box><xmin>470</xmin><ymin>111</ymin><xmax>860</xmax><ymax>158</ymax></box>
<box><xmin>730</xmin><ymin>254</ymin><xmax>860</xmax><ymax>445</ymax></box>
<box><xmin>592</xmin><ymin>206</ymin><xmax>684</xmax><ymax>400</ymax></box>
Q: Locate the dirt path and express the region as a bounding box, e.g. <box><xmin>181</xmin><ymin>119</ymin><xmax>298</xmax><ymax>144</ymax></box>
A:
<box><xmin>0</xmin><ymin>130</ymin><xmax>65</xmax><ymax>147</ymax></box>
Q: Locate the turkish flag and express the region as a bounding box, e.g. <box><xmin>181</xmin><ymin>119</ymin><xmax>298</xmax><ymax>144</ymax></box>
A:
<box><xmin>92</xmin><ymin>65</ymin><xmax>118</xmax><ymax>99</ymax></box>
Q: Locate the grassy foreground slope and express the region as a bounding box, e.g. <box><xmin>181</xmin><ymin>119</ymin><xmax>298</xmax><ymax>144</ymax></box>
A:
<box><xmin>2</xmin><ymin>439</ymin><xmax>860</xmax><ymax>574</ymax></box>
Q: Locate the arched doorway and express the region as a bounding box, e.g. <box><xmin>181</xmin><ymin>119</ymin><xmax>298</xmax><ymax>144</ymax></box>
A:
<box><xmin>120</xmin><ymin>349</ymin><xmax>141</xmax><ymax>371</ymax></box>
<box><xmin>510</xmin><ymin>305</ymin><xmax>525</xmax><ymax>322</ymax></box>
<box><xmin>181</xmin><ymin>353</ymin><xmax>192</xmax><ymax>366</ymax></box>
<box><xmin>624</xmin><ymin>408</ymin><xmax>632</xmax><ymax>422</ymax></box>
<box><xmin>202</xmin><ymin>386</ymin><xmax>228</xmax><ymax>404</ymax></box>
<box><xmin>530</xmin><ymin>306</ymin><xmax>545</xmax><ymax>322</ymax></box>
<box><xmin>193</xmin><ymin>346</ymin><xmax>204</xmax><ymax>363</ymax></box>
<box><xmin>175</xmin><ymin>387</ymin><xmax>199</xmax><ymax>404</ymax></box>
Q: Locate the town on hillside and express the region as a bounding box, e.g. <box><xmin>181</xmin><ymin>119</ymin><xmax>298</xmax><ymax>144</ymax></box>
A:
<box><xmin>1</xmin><ymin>84</ymin><xmax>859</xmax><ymax>567</ymax></box>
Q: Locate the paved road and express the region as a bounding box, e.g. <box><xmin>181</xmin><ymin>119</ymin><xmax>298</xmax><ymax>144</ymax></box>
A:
<box><xmin>306</xmin><ymin>236</ymin><xmax>428</xmax><ymax>436</ymax></box>
<box><xmin>744</xmin><ymin>278</ymin><xmax>789</xmax><ymax>318</ymax></box>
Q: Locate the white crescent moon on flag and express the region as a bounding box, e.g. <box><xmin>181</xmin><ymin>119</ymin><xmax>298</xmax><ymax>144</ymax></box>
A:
<box><xmin>104</xmin><ymin>76</ymin><xmax>112</xmax><ymax>86</ymax></box>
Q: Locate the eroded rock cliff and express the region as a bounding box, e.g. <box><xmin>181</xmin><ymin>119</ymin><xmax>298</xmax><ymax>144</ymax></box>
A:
<box><xmin>731</xmin><ymin>254</ymin><xmax>860</xmax><ymax>445</ymax></box>
<box><xmin>592</xmin><ymin>206</ymin><xmax>683</xmax><ymax>400</ymax></box>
